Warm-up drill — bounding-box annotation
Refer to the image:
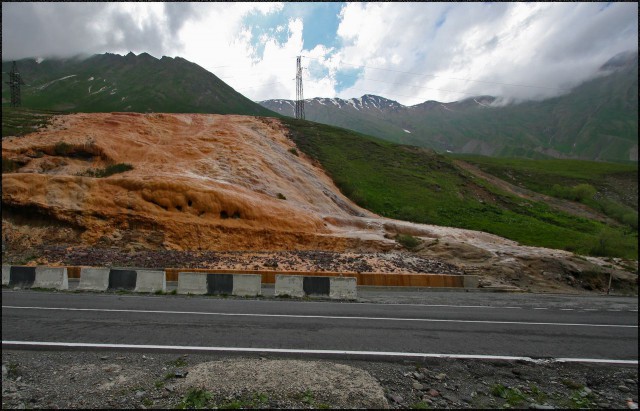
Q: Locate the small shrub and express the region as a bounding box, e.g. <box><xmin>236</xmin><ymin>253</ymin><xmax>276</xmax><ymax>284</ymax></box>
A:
<box><xmin>288</xmin><ymin>147</ymin><xmax>299</xmax><ymax>156</ymax></box>
<box><xmin>178</xmin><ymin>388</ymin><xmax>212</xmax><ymax>409</ymax></box>
<box><xmin>80</xmin><ymin>163</ymin><xmax>133</xmax><ymax>178</ymax></box>
<box><xmin>2</xmin><ymin>157</ymin><xmax>21</xmax><ymax>173</ymax></box>
<box><xmin>490</xmin><ymin>384</ymin><xmax>526</xmax><ymax>406</ymax></box>
<box><xmin>167</xmin><ymin>357</ymin><xmax>188</xmax><ymax>367</ymax></box>
<box><xmin>397</xmin><ymin>234</ymin><xmax>422</xmax><ymax>250</ymax></box>
<box><xmin>276</xmin><ymin>193</ymin><xmax>287</xmax><ymax>200</ymax></box>
<box><xmin>54</xmin><ymin>141</ymin><xmax>72</xmax><ymax>156</ymax></box>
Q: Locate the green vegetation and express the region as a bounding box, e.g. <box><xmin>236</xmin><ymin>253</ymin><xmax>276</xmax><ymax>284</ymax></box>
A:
<box><xmin>54</xmin><ymin>141</ymin><xmax>72</xmax><ymax>156</ymax></box>
<box><xmin>276</xmin><ymin>193</ymin><xmax>287</xmax><ymax>200</ymax></box>
<box><xmin>264</xmin><ymin>53</ymin><xmax>637</xmax><ymax>162</ymax></box>
<box><xmin>2</xmin><ymin>107</ymin><xmax>61</xmax><ymax>137</ymax></box>
<box><xmin>2</xmin><ymin>156</ymin><xmax>21</xmax><ymax>173</ymax></box>
<box><xmin>176</xmin><ymin>390</ymin><xmax>269</xmax><ymax>410</ymax></box>
<box><xmin>177</xmin><ymin>388</ymin><xmax>212</xmax><ymax>409</ymax></box>
<box><xmin>490</xmin><ymin>384</ymin><xmax>527</xmax><ymax>407</ymax></box>
<box><xmin>396</xmin><ymin>234</ymin><xmax>422</xmax><ymax>250</ymax></box>
<box><xmin>282</xmin><ymin>118</ymin><xmax>637</xmax><ymax>259</ymax></box>
<box><xmin>454</xmin><ymin>154</ymin><xmax>638</xmax><ymax>230</ymax></box>
<box><xmin>288</xmin><ymin>147</ymin><xmax>299</xmax><ymax>156</ymax></box>
<box><xmin>167</xmin><ymin>357</ymin><xmax>188</xmax><ymax>367</ymax></box>
<box><xmin>79</xmin><ymin>163</ymin><xmax>134</xmax><ymax>178</ymax></box>
<box><xmin>2</xmin><ymin>54</ymin><xmax>279</xmax><ymax>117</ymax></box>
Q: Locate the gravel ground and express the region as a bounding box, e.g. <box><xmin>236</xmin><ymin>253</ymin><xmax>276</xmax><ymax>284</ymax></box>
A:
<box><xmin>2</xmin><ymin>350</ymin><xmax>637</xmax><ymax>409</ymax></box>
<box><xmin>30</xmin><ymin>248</ymin><xmax>465</xmax><ymax>275</ymax></box>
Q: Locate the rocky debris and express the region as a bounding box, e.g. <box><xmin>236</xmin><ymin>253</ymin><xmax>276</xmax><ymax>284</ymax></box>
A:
<box><xmin>32</xmin><ymin>247</ymin><xmax>466</xmax><ymax>275</ymax></box>
<box><xmin>1</xmin><ymin>351</ymin><xmax>637</xmax><ymax>409</ymax></box>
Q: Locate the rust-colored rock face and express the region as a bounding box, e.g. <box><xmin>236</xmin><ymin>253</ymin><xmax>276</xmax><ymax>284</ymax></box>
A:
<box><xmin>3</xmin><ymin>113</ymin><xmax>635</xmax><ymax>293</ymax></box>
<box><xmin>2</xmin><ymin>113</ymin><xmax>375</xmax><ymax>251</ymax></box>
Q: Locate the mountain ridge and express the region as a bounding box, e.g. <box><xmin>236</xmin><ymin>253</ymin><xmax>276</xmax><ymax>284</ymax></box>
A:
<box><xmin>260</xmin><ymin>51</ymin><xmax>638</xmax><ymax>162</ymax></box>
<box><xmin>2</xmin><ymin>52</ymin><xmax>278</xmax><ymax>116</ymax></box>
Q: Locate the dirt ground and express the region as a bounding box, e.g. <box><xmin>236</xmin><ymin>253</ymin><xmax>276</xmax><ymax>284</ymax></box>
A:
<box><xmin>2</xmin><ymin>350</ymin><xmax>638</xmax><ymax>409</ymax></box>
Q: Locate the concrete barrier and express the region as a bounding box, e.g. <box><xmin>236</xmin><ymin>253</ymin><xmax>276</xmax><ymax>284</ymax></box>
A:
<box><xmin>134</xmin><ymin>270</ymin><xmax>166</xmax><ymax>293</ymax></box>
<box><xmin>329</xmin><ymin>277</ymin><xmax>357</xmax><ymax>300</ymax></box>
<box><xmin>2</xmin><ymin>265</ymin><xmax>10</xmax><ymax>286</ymax></box>
<box><xmin>274</xmin><ymin>275</ymin><xmax>305</xmax><ymax>298</ymax></box>
<box><xmin>275</xmin><ymin>275</ymin><xmax>357</xmax><ymax>300</ymax></box>
<box><xmin>463</xmin><ymin>275</ymin><xmax>480</xmax><ymax>288</ymax></box>
<box><xmin>231</xmin><ymin>274</ymin><xmax>262</xmax><ymax>297</ymax></box>
<box><xmin>177</xmin><ymin>272</ymin><xmax>261</xmax><ymax>296</ymax></box>
<box><xmin>108</xmin><ymin>269</ymin><xmax>137</xmax><ymax>291</ymax></box>
<box><xmin>8</xmin><ymin>266</ymin><xmax>36</xmax><ymax>288</ymax></box>
<box><xmin>78</xmin><ymin>267</ymin><xmax>110</xmax><ymax>291</ymax></box>
<box><xmin>177</xmin><ymin>272</ymin><xmax>208</xmax><ymax>295</ymax></box>
<box><xmin>33</xmin><ymin>267</ymin><xmax>69</xmax><ymax>290</ymax></box>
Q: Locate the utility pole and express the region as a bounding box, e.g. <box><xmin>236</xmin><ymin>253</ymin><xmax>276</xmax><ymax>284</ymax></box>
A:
<box><xmin>5</xmin><ymin>61</ymin><xmax>25</xmax><ymax>107</ymax></box>
<box><xmin>295</xmin><ymin>56</ymin><xmax>305</xmax><ymax>120</ymax></box>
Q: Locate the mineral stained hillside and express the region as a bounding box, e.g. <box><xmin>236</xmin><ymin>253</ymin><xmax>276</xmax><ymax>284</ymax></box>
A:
<box><xmin>1</xmin><ymin>112</ymin><xmax>636</xmax><ymax>290</ymax></box>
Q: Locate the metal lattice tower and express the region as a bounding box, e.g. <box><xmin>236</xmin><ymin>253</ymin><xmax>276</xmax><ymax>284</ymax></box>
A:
<box><xmin>5</xmin><ymin>61</ymin><xmax>25</xmax><ymax>107</ymax></box>
<box><xmin>295</xmin><ymin>56</ymin><xmax>305</xmax><ymax>120</ymax></box>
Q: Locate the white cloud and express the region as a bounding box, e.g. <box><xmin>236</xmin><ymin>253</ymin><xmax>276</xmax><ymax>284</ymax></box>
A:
<box><xmin>2</xmin><ymin>2</ymin><xmax>637</xmax><ymax>105</ymax></box>
<box><xmin>332</xmin><ymin>2</ymin><xmax>638</xmax><ymax>104</ymax></box>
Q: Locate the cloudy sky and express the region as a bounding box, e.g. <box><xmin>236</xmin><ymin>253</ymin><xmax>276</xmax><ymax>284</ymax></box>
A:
<box><xmin>2</xmin><ymin>2</ymin><xmax>637</xmax><ymax>105</ymax></box>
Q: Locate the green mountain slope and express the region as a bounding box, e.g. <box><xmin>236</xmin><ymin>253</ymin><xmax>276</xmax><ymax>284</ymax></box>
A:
<box><xmin>262</xmin><ymin>51</ymin><xmax>638</xmax><ymax>162</ymax></box>
<box><xmin>2</xmin><ymin>52</ymin><xmax>277</xmax><ymax>116</ymax></box>
<box><xmin>281</xmin><ymin>118</ymin><xmax>637</xmax><ymax>260</ymax></box>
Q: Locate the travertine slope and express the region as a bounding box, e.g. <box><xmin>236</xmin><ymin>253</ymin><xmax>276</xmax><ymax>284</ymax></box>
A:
<box><xmin>2</xmin><ymin>113</ymin><xmax>378</xmax><ymax>251</ymax></box>
<box><xmin>2</xmin><ymin>112</ymin><xmax>636</xmax><ymax>292</ymax></box>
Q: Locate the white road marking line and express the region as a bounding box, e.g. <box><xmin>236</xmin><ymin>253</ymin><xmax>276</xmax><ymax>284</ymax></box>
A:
<box><xmin>3</xmin><ymin>306</ymin><xmax>636</xmax><ymax>328</ymax></box>
<box><xmin>2</xmin><ymin>341</ymin><xmax>637</xmax><ymax>365</ymax></box>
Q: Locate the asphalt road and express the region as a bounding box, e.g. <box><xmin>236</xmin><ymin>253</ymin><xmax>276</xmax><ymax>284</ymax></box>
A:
<box><xmin>2</xmin><ymin>290</ymin><xmax>638</xmax><ymax>363</ymax></box>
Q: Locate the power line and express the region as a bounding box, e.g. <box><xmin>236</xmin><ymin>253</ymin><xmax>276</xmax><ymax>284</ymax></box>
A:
<box><xmin>301</xmin><ymin>55</ymin><xmax>570</xmax><ymax>92</ymax></box>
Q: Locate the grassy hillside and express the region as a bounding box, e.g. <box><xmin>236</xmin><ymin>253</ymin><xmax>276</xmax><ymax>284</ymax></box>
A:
<box><xmin>2</xmin><ymin>53</ymin><xmax>278</xmax><ymax>116</ymax></box>
<box><xmin>2</xmin><ymin>107</ymin><xmax>62</xmax><ymax>137</ymax></box>
<box><xmin>281</xmin><ymin>118</ymin><xmax>637</xmax><ymax>260</ymax></box>
<box><xmin>450</xmin><ymin>154</ymin><xmax>638</xmax><ymax>230</ymax></box>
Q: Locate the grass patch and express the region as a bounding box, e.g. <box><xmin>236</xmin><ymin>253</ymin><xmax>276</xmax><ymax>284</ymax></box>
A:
<box><xmin>410</xmin><ymin>401</ymin><xmax>431</xmax><ymax>409</ymax></box>
<box><xmin>167</xmin><ymin>357</ymin><xmax>188</xmax><ymax>367</ymax></box>
<box><xmin>282</xmin><ymin>118</ymin><xmax>637</xmax><ymax>260</ymax></box>
<box><xmin>79</xmin><ymin>162</ymin><xmax>133</xmax><ymax>178</ymax></box>
<box><xmin>2</xmin><ymin>156</ymin><xmax>23</xmax><ymax>173</ymax></box>
<box><xmin>54</xmin><ymin>141</ymin><xmax>72</xmax><ymax>156</ymax></box>
<box><xmin>2</xmin><ymin>107</ymin><xmax>61</xmax><ymax>137</ymax></box>
<box><xmin>288</xmin><ymin>147</ymin><xmax>299</xmax><ymax>156</ymax></box>
<box><xmin>177</xmin><ymin>388</ymin><xmax>212</xmax><ymax>409</ymax></box>
<box><xmin>396</xmin><ymin>234</ymin><xmax>422</xmax><ymax>250</ymax></box>
<box><xmin>6</xmin><ymin>362</ymin><xmax>19</xmax><ymax>379</ymax></box>
<box><xmin>490</xmin><ymin>384</ymin><xmax>527</xmax><ymax>407</ymax></box>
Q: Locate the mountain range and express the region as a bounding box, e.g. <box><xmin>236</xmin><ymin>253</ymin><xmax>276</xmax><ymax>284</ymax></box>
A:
<box><xmin>260</xmin><ymin>51</ymin><xmax>638</xmax><ymax>162</ymax></box>
<box><xmin>2</xmin><ymin>51</ymin><xmax>637</xmax><ymax>162</ymax></box>
<box><xmin>2</xmin><ymin>52</ymin><xmax>275</xmax><ymax>116</ymax></box>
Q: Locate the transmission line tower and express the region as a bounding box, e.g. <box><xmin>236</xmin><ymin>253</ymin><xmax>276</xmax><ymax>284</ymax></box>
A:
<box><xmin>295</xmin><ymin>56</ymin><xmax>305</xmax><ymax>120</ymax></box>
<box><xmin>5</xmin><ymin>61</ymin><xmax>25</xmax><ymax>107</ymax></box>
